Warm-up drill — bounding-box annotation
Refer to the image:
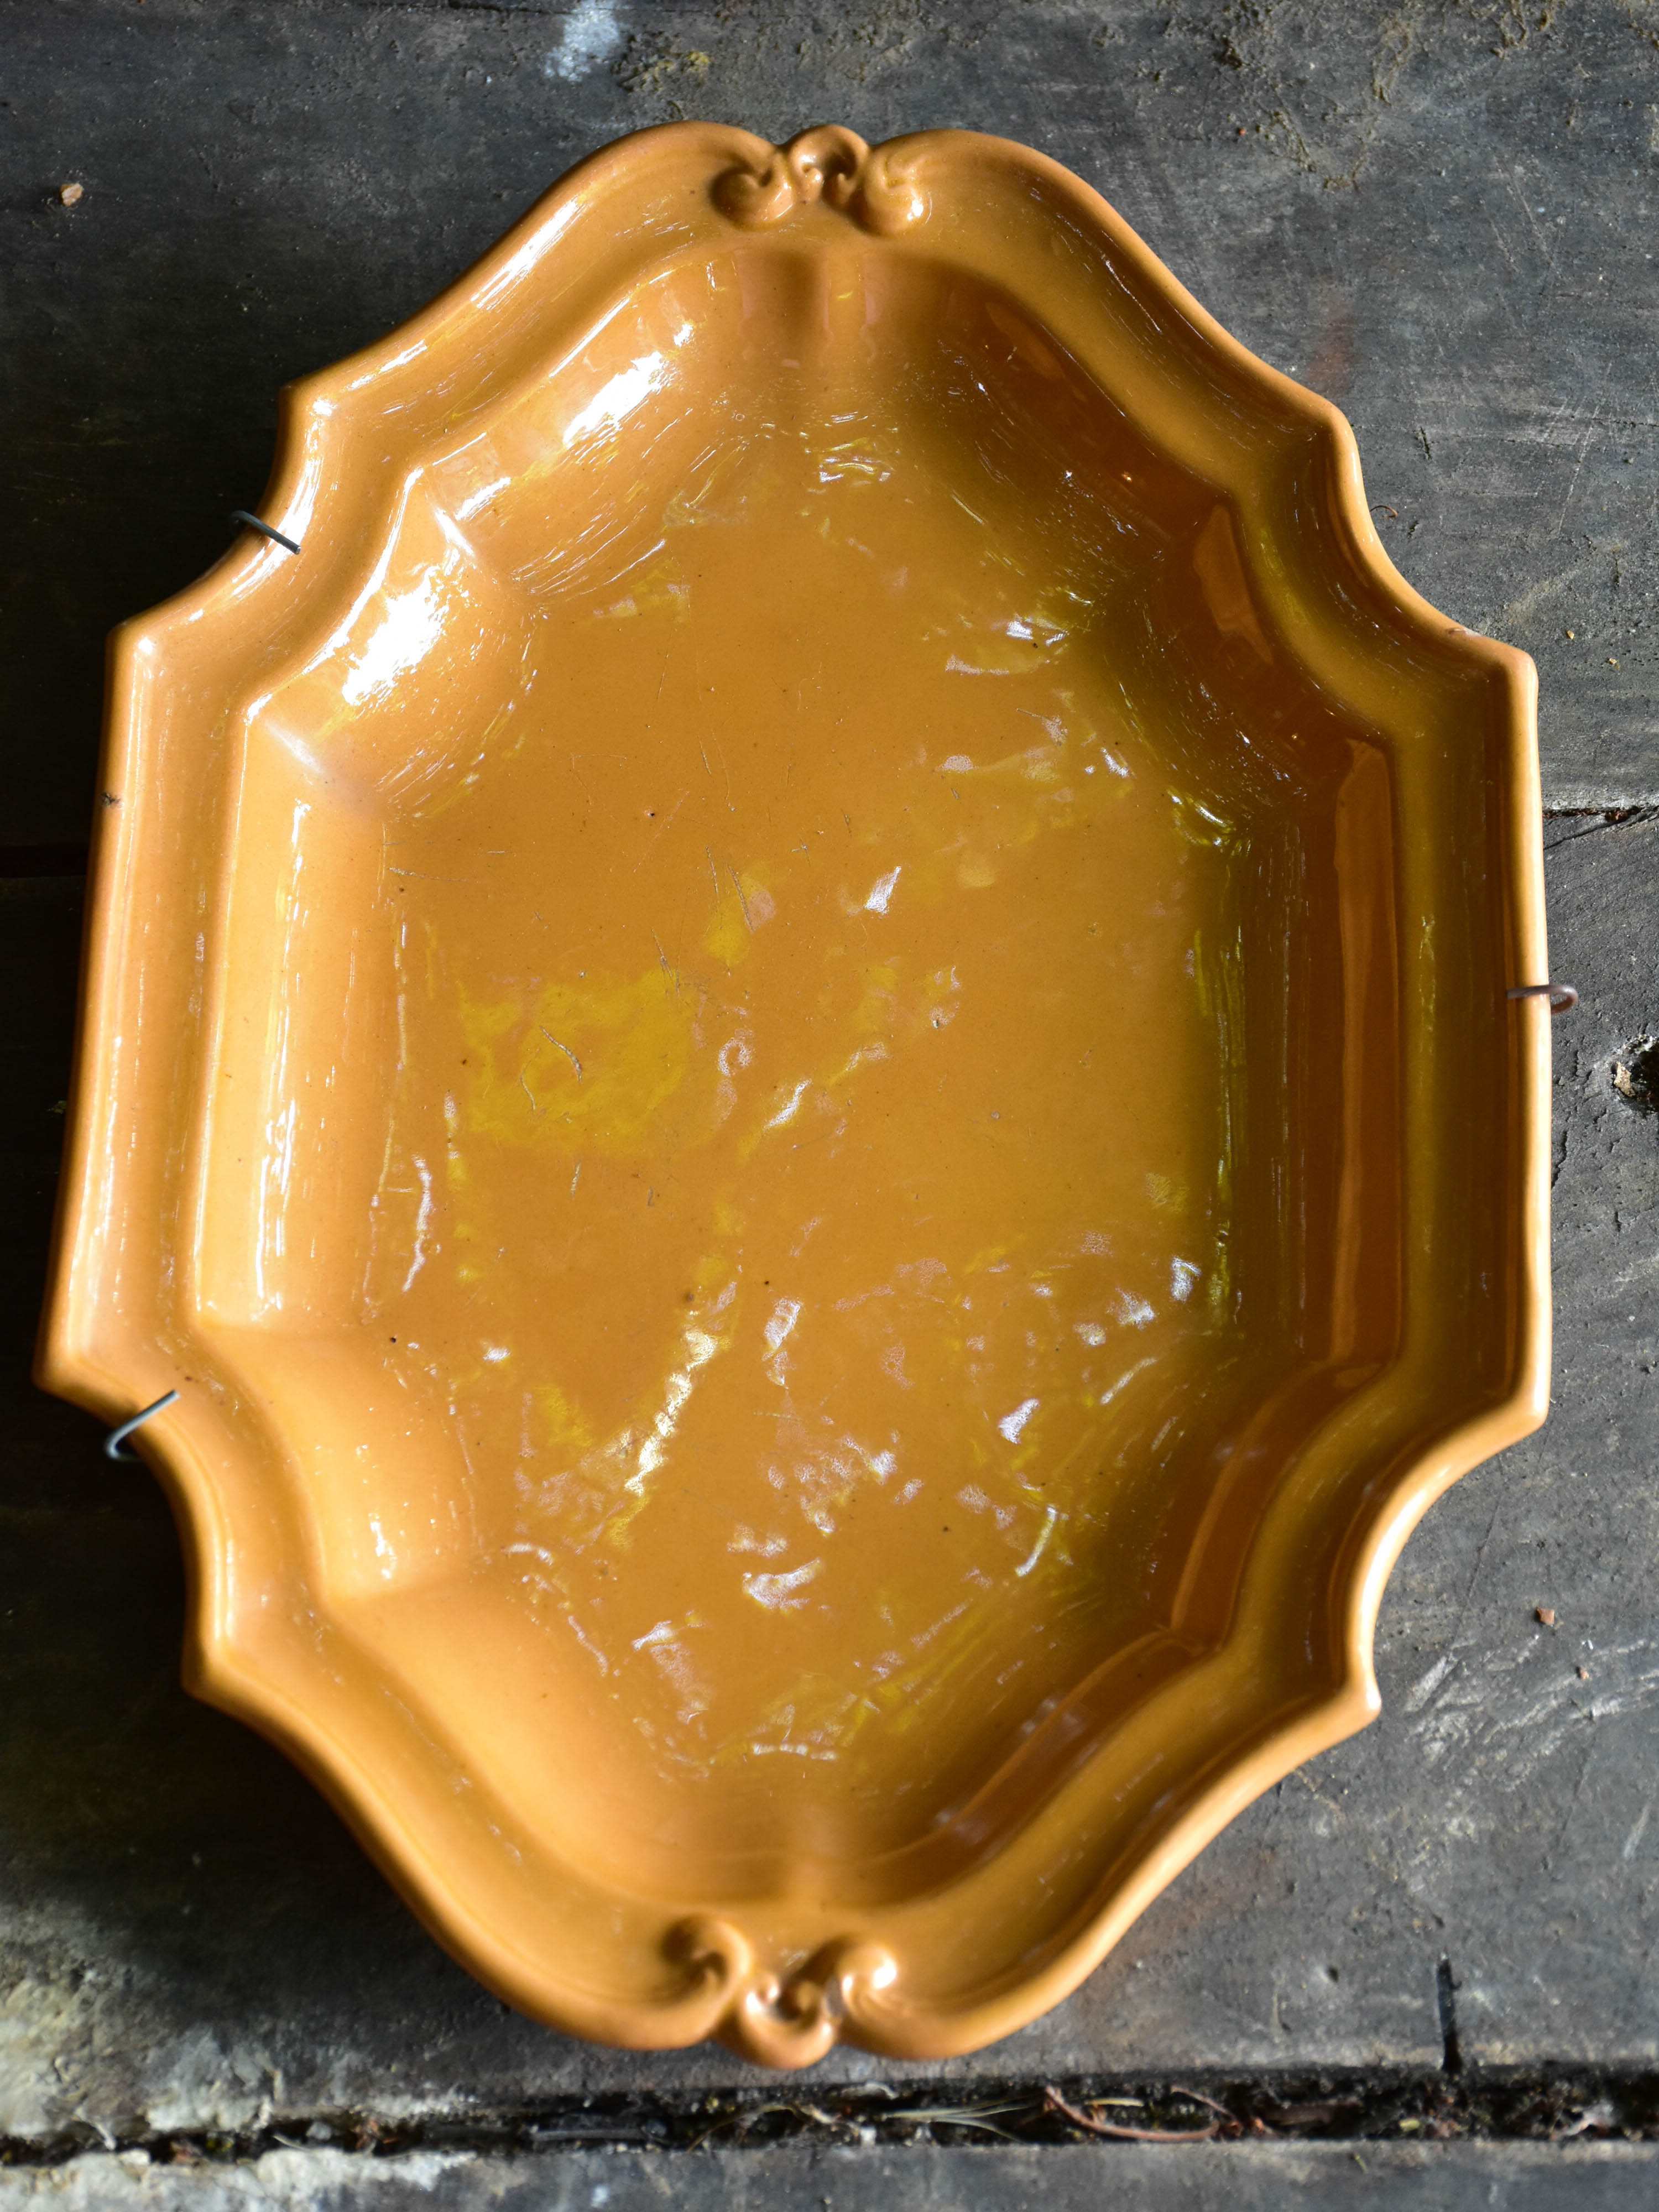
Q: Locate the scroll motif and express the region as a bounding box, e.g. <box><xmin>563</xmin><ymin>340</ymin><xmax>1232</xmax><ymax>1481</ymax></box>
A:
<box><xmin>663</xmin><ymin>1916</ymin><xmax>900</xmax><ymax>2066</ymax></box>
<box><xmin>714</xmin><ymin>126</ymin><xmax>928</xmax><ymax>238</ymax></box>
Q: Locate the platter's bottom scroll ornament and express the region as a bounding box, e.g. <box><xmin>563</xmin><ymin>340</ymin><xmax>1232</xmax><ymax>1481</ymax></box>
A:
<box><xmin>41</xmin><ymin>123</ymin><xmax>1552</xmax><ymax>2064</ymax></box>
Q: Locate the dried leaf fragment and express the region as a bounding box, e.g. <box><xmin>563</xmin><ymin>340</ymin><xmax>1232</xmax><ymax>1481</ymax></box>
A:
<box><xmin>1044</xmin><ymin>2087</ymin><xmax>1218</xmax><ymax>2143</ymax></box>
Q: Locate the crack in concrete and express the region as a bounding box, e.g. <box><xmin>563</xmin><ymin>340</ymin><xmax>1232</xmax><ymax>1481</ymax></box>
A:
<box><xmin>1543</xmin><ymin>806</ymin><xmax>1659</xmax><ymax>849</ymax></box>
<box><xmin>6</xmin><ymin>2065</ymin><xmax>1659</xmax><ymax>2166</ymax></box>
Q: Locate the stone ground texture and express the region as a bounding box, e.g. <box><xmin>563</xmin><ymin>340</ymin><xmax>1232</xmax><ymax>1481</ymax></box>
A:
<box><xmin>2</xmin><ymin>1</ymin><xmax>1658</xmax><ymax>2203</ymax></box>
<box><xmin>7</xmin><ymin>2142</ymin><xmax>1659</xmax><ymax>2210</ymax></box>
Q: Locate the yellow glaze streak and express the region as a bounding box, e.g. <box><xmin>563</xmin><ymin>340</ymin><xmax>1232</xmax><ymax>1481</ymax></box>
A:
<box><xmin>346</xmin><ymin>243</ymin><xmax>1301</xmax><ymax>1891</ymax></box>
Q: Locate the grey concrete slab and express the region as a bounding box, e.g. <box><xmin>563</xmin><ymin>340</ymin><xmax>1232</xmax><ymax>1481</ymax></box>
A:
<box><xmin>6</xmin><ymin>2142</ymin><xmax>1659</xmax><ymax>2211</ymax></box>
<box><xmin>3</xmin><ymin>815</ymin><xmax>1656</xmax><ymax>2135</ymax></box>
<box><xmin>2</xmin><ymin>0</ymin><xmax>1657</xmax><ymax>844</ymax></box>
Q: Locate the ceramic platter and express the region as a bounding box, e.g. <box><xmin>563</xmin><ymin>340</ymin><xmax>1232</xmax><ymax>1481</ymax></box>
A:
<box><xmin>41</xmin><ymin>126</ymin><xmax>1551</xmax><ymax>2065</ymax></box>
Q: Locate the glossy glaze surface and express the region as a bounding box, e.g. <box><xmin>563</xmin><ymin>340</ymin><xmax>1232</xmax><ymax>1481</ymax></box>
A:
<box><xmin>41</xmin><ymin>125</ymin><xmax>1551</xmax><ymax>2065</ymax></box>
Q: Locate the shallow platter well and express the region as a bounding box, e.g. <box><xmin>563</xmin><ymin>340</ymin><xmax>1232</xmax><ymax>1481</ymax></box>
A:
<box><xmin>42</xmin><ymin>126</ymin><xmax>1551</xmax><ymax>2065</ymax></box>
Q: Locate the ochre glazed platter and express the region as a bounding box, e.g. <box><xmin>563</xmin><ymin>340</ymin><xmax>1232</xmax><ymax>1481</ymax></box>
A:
<box><xmin>41</xmin><ymin>124</ymin><xmax>1551</xmax><ymax>2065</ymax></box>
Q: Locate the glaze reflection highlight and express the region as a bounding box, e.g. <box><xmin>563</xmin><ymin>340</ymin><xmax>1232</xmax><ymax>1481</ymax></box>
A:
<box><xmin>209</xmin><ymin>245</ymin><xmax>1394</xmax><ymax>1893</ymax></box>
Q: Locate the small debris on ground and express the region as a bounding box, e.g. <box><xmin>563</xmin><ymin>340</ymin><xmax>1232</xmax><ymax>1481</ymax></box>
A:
<box><xmin>1577</xmin><ymin>1666</ymin><xmax>1590</xmax><ymax>1681</ymax></box>
<box><xmin>1536</xmin><ymin>1607</ymin><xmax>1556</xmax><ymax>1627</ymax></box>
<box><xmin>1044</xmin><ymin>2086</ymin><xmax>1218</xmax><ymax>2143</ymax></box>
<box><xmin>59</xmin><ymin>181</ymin><xmax>82</xmax><ymax>206</ymax></box>
<box><xmin>1611</xmin><ymin>1041</ymin><xmax>1659</xmax><ymax>1115</ymax></box>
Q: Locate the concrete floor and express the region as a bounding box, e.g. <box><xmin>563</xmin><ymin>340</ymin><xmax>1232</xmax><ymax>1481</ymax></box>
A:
<box><xmin>2</xmin><ymin>2</ymin><xmax>1657</xmax><ymax>2201</ymax></box>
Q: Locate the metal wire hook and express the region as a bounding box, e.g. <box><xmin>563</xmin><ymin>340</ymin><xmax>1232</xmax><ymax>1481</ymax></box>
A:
<box><xmin>1507</xmin><ymin>983</ymin><xmax>1579</xmax><ymax>1016</ymax></box>
<box><xmin>105</xmin><ymin>1389</ymin><xmax>180</xmax><ymax>1462</ymax></box>
<box><xmin>230</xmin><ymin>509</ymin><xmax>301</xmax><ymax>555</ymax></box>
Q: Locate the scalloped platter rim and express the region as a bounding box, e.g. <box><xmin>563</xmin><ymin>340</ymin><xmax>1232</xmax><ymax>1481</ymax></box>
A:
<box><xmin>39</xmin><ymin>123</ymin><xmax>1550</xmax><ymax>2067</ymax></box>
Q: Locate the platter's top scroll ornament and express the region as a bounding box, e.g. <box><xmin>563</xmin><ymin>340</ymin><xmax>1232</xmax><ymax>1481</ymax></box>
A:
<box><xmin>41</xmin><ymin>125</ymin><xmax>1551</xmax><ymax>2067</ymax></box>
